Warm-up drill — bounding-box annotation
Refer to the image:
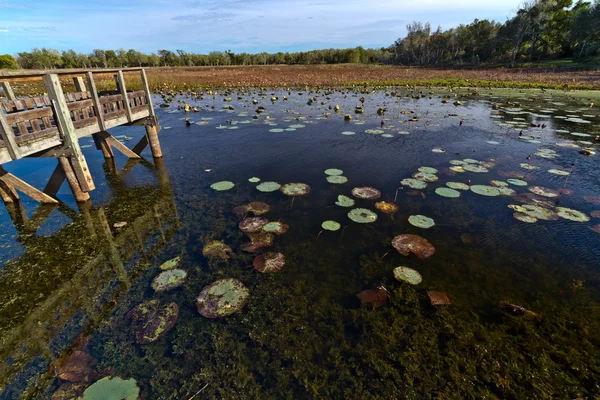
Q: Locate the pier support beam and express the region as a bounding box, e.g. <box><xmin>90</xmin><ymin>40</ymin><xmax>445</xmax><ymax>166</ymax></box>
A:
<box><xmin>1</xmin><ymin>81</ymin><xmax>16</xmax><ymax>100</ymax></box>
<box><xmin>0</xmin><ymin>166</ymin><xmax>59</xmax><ymax>204</ymax></box>
<box><xmin>145</xmin><ymin>123</ymin><xmax>162</xmax><ymax>158</ymax></box>
<box><xmin>58</xmin><ymin>156</ymin><xmax>90</xmax><ymax>202</ymax></box>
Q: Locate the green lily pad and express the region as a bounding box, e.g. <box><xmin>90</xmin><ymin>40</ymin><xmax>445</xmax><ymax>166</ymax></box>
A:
<box><xmin>446</xmin><ymin>182</ymin><xmax>470</xmax><ymax>190</ymax></box>
<box><xmin>325</xmin><ymin>168</ymin><xmax>344</xmax><ymax>176</ymax></box>
<box><xmin>463</xmin><ymin>159</ymin><xmax>479</xmax><ymax>164</ymax></box>
<box><xmin>127</xmin><ymin>300</ymin><xmax>179</xmax><ymax>345</ymax></box>
<box><xmin>431</xmin><ymin>147</ymin><xmax>445</xmax><ymax>153</ymax></box>
<box><xmin>393</xmin><ymin>266</ymin><xmax>422</xmax><ymax>285</ymax></box>
<box><xmin>322</xmin><ymin>220</ymin><xmax>341</xmax><ymax>231</ymax></box>
<box><xmin>470</xmin><ymin>185</ymin><xmax>501</xmax><ymax>196</ymax></box>
<box><xmin>408</xmin><ymin>215</ymin><xmax>435</xmax><ymax>229</ymax></box>
<box><xmin>262</xmin><ymin>221</ymin><xmax>289</xmax><ymax>235</ymax></box>
<box><xmin>196</xmin><ymin>278</ymin><xmax>250</xmax><ymax>318</ymax></box>
<box><xmin>528</xmin><ymin>186</ymin><xmax>560</xmax><ymax>198</ymax></box>
<box><xmin>507</xmin><ymin>178</ymin><xmax>528</xmax><ymax>186</ymax></box>
<box><xmin>497</xmin><ymin>187</ymin><xmax>517</xmax><ymax>196</ymax></box>
<box><xmin>513</xmin><ymin>212</ymin><xmax>538</xmax><ymax>223</ymax></box>
<box><xmin>449</xmin><ymin>166</ymin><xmax>465</xmax><ymax>173</ymax></box>
<box><xmin>335</xmin><ymin>195</ymin><xmax>355</xmax><ymax>207</ymax></box>
<box><xmin>341</xmin><ymin>131</ymin><xmax>356</xmax><ymax>135</ymax></box>
<box><xmin>210</xmin><ymin>181</ymin><xmax>235</xmax><ymax>191</ymax></box>
<box><xmin>519</xmin><ymin>204</ymin><xmax>559</xmax><ymax>220</ymax></box>
<box><xmin>463</xmin><ymin>164</ymin><xmax>488</xmax><ymax>173</ymax></box>
<box><xmin>202</xmin><ymin>241</ymin><xmax>234</xmax><ymax>259</ymax></box>
<box><xmin>248</xmin><ymin>177</ymin><xmax>261</xmax><ymax>183</ymax></box>
<box><xmin>159</xmin><ymin>257</ymin><xmax>180</xmax><ymax>270</ymax></box>
<box><xmin>520</xmin><ymin>163</ymin><xmax>539</xmax><ymax>170</ymax></box>
<box><xmin>401</xmin><ymin>178</ymin><xmax>427</xmax><ymax>189</ymax></box>
<box><xmin>548</xmin><ymin>169</ymin><xmax>570</xmax><ymax>176</ymax></box>
<box><xmin>449</xmin><ymin>160</ymin><xmax>467</xmax><ymax>165</ymax></box>
<box><xmin>490</xmin><ymin>180</ymin><xmax>509</xmax><ymax>187</ymax></box>
<box><xmin>82</xmin><ymin>377</ymin><xmax>140</xmax><ymax>400</ymax></box>
<box><xmin>412</xmin><ymin>172</ymin><xmax>438</xmax><ymax>182</ymax></box>
<box><xmin>151</xmin><ymin>269</ymin><xmax>187</xmax><ymax>292</ymax></box>
<box><xmin>256</xmin><ymin>181</ymin><xmax>281</xmax><ymax>192</ymax></box>
<box><xmin>348</xmin><ymin>208</ymin><xmax>378</xmax><ymax>223</ymax></box>
<box><xmin>435</xmin><ymin>187</ymin><xmax>461</xmax><ymax>198</ymax></box>
<box><xmin>418</xmin><ymin>167</ymin><xmax>438</xmax><ymax>174</ymax></box>
<box><xmin>556</xmin><ymin>207</ymin><xmax>590</xmax><ymax>222</ymax></box>
<box><xmin>327</xmin><ymin>175</ymin><xmax>348</xmax><ymax>184</ymax></box>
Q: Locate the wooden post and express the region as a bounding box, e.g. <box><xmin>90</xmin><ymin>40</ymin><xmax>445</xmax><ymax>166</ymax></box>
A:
<box><xmin>1</xmin><ymin>81</ymin><xmax>16</xmax><ymax>100</ymax></box>
<box><xmin>115</xmin><ymin>70</ymin><xmax>132</xmax><ymax>122</ymax></box>
<box><xmin>0</xmin><ymin>109</ymin><xmax>20</xmax><ymax>160</ymax></box>
<box><xmin>140</xmin><ymin>69</ymin><xmax>155</xmax><ymax>117</ymax></box>
<box><xmin>86</xmin><ymin>72</ymin><xmax>113</xmax><ymax>157</ymax></box>
<box><xmin>44</xmin><ymin>73</ymin><xmax>95</xmax><ymax>193</ymax></box>
<box><xmin>58</xmin><ymin>156</ymin><xmax>90</xmax><ymax>202</ymax></box>
<box><xmin>145</xmin><ymin>120</ymin><xmax>162</xmax><ymax>158</ymax></box>
<box><xmin>73</xmin><ymin>76</ymin><xmax>87</xmax><ymax>93</ymax></box>
<box><xmin>0</xmin><ymin>180</ymin><xmax>19</xmax><ymax>203</ymax></box>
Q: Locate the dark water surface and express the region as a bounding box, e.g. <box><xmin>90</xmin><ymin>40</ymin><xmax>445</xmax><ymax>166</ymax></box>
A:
<box><xmin>1</xmin><ymin>88</ymin><xmax>600</xmax><ymax>399</ymax></box>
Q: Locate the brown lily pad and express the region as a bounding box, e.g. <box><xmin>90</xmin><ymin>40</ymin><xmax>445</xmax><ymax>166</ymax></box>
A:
<box><xmin>253</xmin><ymin>252</ymin><xmax>285</xmax><ymax>273</ymax></box>
<box><xmin>280</xmin><ymin>183</ymin><xmax>311</xmax><ymax>196</ymax></box>
<box><xmin>196</xmin><ymin>278</ymin><xmax>249</xmax><ymax>318</ymax></box>
<box><xmin>511</xmin><ymin>192</ymin><xmax>555</xmax><ymax>207</ymax></box>
<box><xmin>392</xmin><ymin>234</ymin><xmax>435</xmax><ymax>259</ymax></box>
<box><xmin>590</xmin><ymin>224</ymin><xmax>600</xmax><ymax>234</ymax></box>
<box><xmin>375</xmin><ymin>201</ymin><xmax>399</xmax><ymax>214</ymax></box>
<box><xmin>239</xmin><ymin>217</ymin><xmax>269</xmax><ymax>233</ymax></box>
<box><xmin>497</xmin><ymin>170</ymin><xmax>527</xmax><ymax>179</ymax></box>
<box><xmin>591</xmin><ymin>210</ymin><xmax>600</xmax><ymax>218</ymax></box>
<box><xmin>54</xmin><ymin>350</ymin><xmax>96</xmax><ymax>383</ymax></box>
<box><xmin>357</xmin><ymin>287</ymin><xmax>389</xmax><ymax>308</ymax></box>
<box><xmin>427</xmin><ymin>291</ymin><xmax>451</xmax><ymax>305</ymax></box>
<box><xmin>352</xmin><ymin>186</ymin><xmax>381</xmax><ymax>200</ymax></box>
<box><xmin>500</xmin><ymin>302</ymin><xmax>540</xmax><ymax>318</ymax></box>
<box><xmin>233</xmin><ymin>201</ymin><xmax>270</xmax><ymax>216</ymax></box>
<box><xmin>242</xmin><ymin>232</ymin><xmax>275</xmax><ymax>252</ymax></box>
<box><xmin>584</xmin><ymin>196</ymin><xmax>600</xmax><ymax>206</ymax></box>
<box><xmin>202</xmin><ymin>240</ymin><xmax>234</xmax><ymax>260</ymax></box>
<box><xmin>127</xmin><ymin>300</ymin><xmax>179</xmax><ymax>344</ymax></box>
<box><xmin>51</xmin><ymin>382</ymin><xmax>88</xmax><ymax>400</ymax></box>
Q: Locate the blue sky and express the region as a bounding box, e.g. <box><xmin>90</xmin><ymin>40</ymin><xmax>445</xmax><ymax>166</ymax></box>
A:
<box><xmin>0</xmin><ymin>0</ymin><xmax>523</xmax><ymax>55</ymax></box>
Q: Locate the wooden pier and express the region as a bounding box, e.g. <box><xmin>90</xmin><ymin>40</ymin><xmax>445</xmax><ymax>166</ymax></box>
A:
<box><xmin>0</xmin><ymin>68</ymin><xmax>162</xmax><ymax>204</ymax></box>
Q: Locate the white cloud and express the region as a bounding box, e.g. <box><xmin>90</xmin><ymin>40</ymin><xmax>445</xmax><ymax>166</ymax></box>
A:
<box><xmin>0</xmin><ymin>29</ymin><xmax>9</xmax><ymax>33</ymax></box>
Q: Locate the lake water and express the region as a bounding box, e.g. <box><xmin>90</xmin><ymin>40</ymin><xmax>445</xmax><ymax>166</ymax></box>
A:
<box><xmin>1</xmin><ymin>87</ymin><xmax>600</xmax><ymax>399</ymax></box>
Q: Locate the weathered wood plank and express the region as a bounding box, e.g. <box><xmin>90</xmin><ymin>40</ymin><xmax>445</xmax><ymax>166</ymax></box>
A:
<box><xmin>5</xmin><ymin>107</ymin><xmax>53</xmax><ymax>124</ymax></box>
<box><xmin>43</xmin><ymin>161</ymin><xmax>66</xmax><ymax>197</ymax></box>
<box><xmin>14</xmin><ymin>128</ymin><xmax>59</xmax><ymax>144</ymax></box>
<box><xmin>97</xmin><ymin>131</ymin><xmax>140</xmax><ymax>159</ymax></box>
<box><xmin>0</xmin><ymin>166</ymin><xmax>59</xmax><ymax>204</ymax></box>
<box><xmin>115</xmin><ymin>71</ymin><xmax>133</xmax><ymax>122</ymax></box>
<box><xmin>0</xmin><ymin>111</ymin><xmax>20</xmax><ymax>160</ymax></box>
<box><xmin>86</xmin><ymin>72</ymin><xmax>106</xmax><ymax>132</ymax></box>
<box><xmin>1</xmin><ymin>82</ymin><xmax>16</xmax><ymax>100</ymax></box>
<box><xmin>140</xmin><ymin>69</ymin><xmax>155</xmax><ymax>117</ymax></box>
<box><xmin>73</xmin><ymin>76</ymin><xmax>87</xmax><ymax>93</ymax></box>
<box><xmin>58</xmin><ymin>156</ymin><xmax>90</xmax><ymax>202</ymax></box>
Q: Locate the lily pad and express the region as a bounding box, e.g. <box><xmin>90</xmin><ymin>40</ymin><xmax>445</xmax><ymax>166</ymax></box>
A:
<box><xmin>196</xmin><ymin>278</ymin><xmax>249</xmax><ymax>318</ymax></box>
<box><xmin>127</xmin><ymin>300</ymin><xmax>179</xmax><ymax>344</ymax></box>
<box><xmin>202</xmin><ymin>241</ymin><xmax>234</xmax><ymax>259</ymax></box>
<box><xmin>375</xmin><ymin>201</ymin><xmax>399</xmax><ymax>214</ymax></box>
<box><xmin>528</xmin><ymin>186</ymin><xmax>560</xmax><ymax>198</ymax></box>
<box><xmin>242</xmin><ymin>232</ymin><xmax>275</xmax><ymax>252</ymax></box>
<box><xmin>262</xmin><ymin>221</ymin><xmax>289</xmax><ymax>235</ymax></box>
<box><xmin>490</xmin><ymin>180</ymin><xmax>509</xmax><ymax>188</ymax></box>
<box><xmin>393</xmin><ymin>266</ymin><xmax>422</xmax><ymax>285</ymax></box>
<box><xmin>412</xmin><ymin>172</ymin><xmax>438</xmax><ymax>182</ymax></box>
<box><xmin>428</xmin><ymin>291</ymin><xmax>451</xmax><ymax>305</ymax></box>
<box><xmin>151</xmin><ymin>269</ymin><xmax>187</xmax><ymax>292</ymax></box>
<box><xmin>519</xmin><ymin>204</ymin><xmax>559</xmax><ymax>220</ymax></box>
<box><xmin>280</xmin><ymin>183</ymin><xmax>311</xmax><ymax>196</ymax></box>
<box><xmin>253</xmin><ymin>252</ymin><xmax>285</xmax><ymax>273</ymax></box>
<box><xmin>470</xmin><ymin>185</ymin><xmax>501</xmax><ymax>197</ymax></box>
<box><xmin>210</xmin><ymin>181</ymin><xmax>235</xmax><ymax>191</ymax></box>
<box><xmin>82</xmin><ymin>377</ymin><xmax>140</xmax><ymax>400</ymax></box>
<box><xmin>159</xmin><ymin>257</ymin><xmax>180</xmax><ymax>270</ymax></box>
<box><xmin>548</xmin><ymin>169</ymin><xmax>570</xmax><ymax>176</ymax></box>
<box><xmin>348</xmin><ymin>208</ymin><xmax>378</xmax><ymax>223</ymax></box>
<box><xmin>408</xmin><ymin>215</ymin><xmax>435</xmax><ymax>229</ymax></box>
<box><xmin>239</xmin><ymin>217</ymin><xmax>269</xmax><ymax>233</ymax></box>
<box><xmin>351</xmin><ymin>187</ymin><xmax>381</xmax><ymax>200</ymax></box>
<box><xmin>248</xmin><ymin>177</ymin><xmax>261</xmax><ymax>183</ymax></box>
<box><xmin>435</xmin><ymin>187</ymin><xmax>460</xmax><ymax>198</ymax></box>
<box><xmin>497</xmin><ymin>187</ymin><xmax>517</xmax><ymax>196</ymax></box>
<box><xmin>327</xmin><ymin>175</ymin><xmax>348</xmax><ymax>184</ymax></box>
<box><xmin>335</xmin><ymin>195</ymin><xmax>355</xmax><ymax>207</ymax></box>
<box><xmin>463</xmin><ymin>164</ymin><xmax>488</xmax><ymax>173</ymax></box>
<box><xmin>446</xmin><ymin>182</ymin><xmax>470</xmax><ymax>190</ymax></box>
<box><xmin>556</xmin><ymin>207</ymin><xmax>590</xmax><ymax>222</ymax></box>
<box><xmin>357</xmin><ymin>288</ymin><xmax>389</xmax><ymax>308</ymax></box>
<box><xmin>256</xmin><ymin>181</ymin><xmax>281</xmax><ymax>192</ymax></box>
<box><xmin>55</xmin><ymin>350</ymin><xmax>96</xmax><ymax>383</ymax></box>
<box><xmin>507</xmin><ymin>178</ymin><xmax>528</xmax><ymax>186</ymax></box>
<box><xmin>322</xmin><ymin>220</ymin><xmax>341</xmax><ymax>231</ymax></box>
<box><xmin>324</xmin><ymin>168</ymin><xmax>344</xmax><ymax>176</ymax></box>
<box><xmin>401</xmin><ymin>178</ymin><xmax>427</xmax><ymax>189</ymax></box>
<box><xmin>513</xmin><ymin>212</ymin><xmax>538</xmax><ymax>223</ymax></box>
<box><xmin>449</xmin><ymin>166</ymin><xmax>465</xmax><ymax>173</ymax></box>
<box><xmin>418</xmin><ymin>167</ymin><xmax>438</xmax><ymax>174</ymax></box>
<box><xmin>391</xmin><ymin>234</ymin><xmax>435</xmax><ymax>259</ymax></box>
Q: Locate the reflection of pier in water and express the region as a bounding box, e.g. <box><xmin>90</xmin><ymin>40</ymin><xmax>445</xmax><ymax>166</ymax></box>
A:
<box><xmin>0</xmin><ymin>158</ymin><xmax>180</xmax><ymax>397</ymax></box>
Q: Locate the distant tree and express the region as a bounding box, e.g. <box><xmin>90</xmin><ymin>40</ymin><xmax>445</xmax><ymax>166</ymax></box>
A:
<box><xmin>0</xmin><ymin>54</ymin><xmax>18</xmax><ymax>69</ymax></box>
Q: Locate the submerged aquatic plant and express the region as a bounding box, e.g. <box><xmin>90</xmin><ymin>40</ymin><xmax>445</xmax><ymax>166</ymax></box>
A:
<box><xmin>253</xmin><ymin>252</ymin><xmax>285</xmax><ymax>273</ymax></box>
<box><xmin>393</xmin><ymin>266</ymin><xmax>422</xmax><ymax>285</ymax></box>
<box><xmin>202</xmin><ymin>241</ymin><xmax>234</xmax><ymax>260</ymax></box>
<box><xmin>81</xmin><ymin>377</ymin><xmax>139</xmax><ymax>400</ymax></box>
<box><xmin>127</xmin><ymin>300</ymin><xmax>179</xmax><ymax>344</ymax></box>
<box><xmin>196</xmin><ymin>278</ymin><xmax>250</xmax><ymax>318</ymax></box>
<box><xmin>351</xmin><ymin>187</ymin><xmax>381</xmax><ymax>200</ymax></box>
<box><xmin>392</xmin><ymin>234</ymin><xmax>435</xmax><ymax>259</ymax></box>
<box><xmin>151</xmin><ymin>269</ymin><xmax>187</xmax><ymax>292</ymax></box>
<box><xmin>280</xmin><ymin>183</ymin><xmax>311</xmax><ymax>196</ymax></box>
<box><xmin>54</xmin><ymin>350</ymin><xmax>96</xmax><ymax>383</ymax></box>
<box><xmin>348</xmin><ymin>208</ymin><xmax>378</xmax><ymax>223</ymax></box>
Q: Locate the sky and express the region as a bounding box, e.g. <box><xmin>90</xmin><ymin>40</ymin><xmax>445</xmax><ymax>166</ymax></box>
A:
<box><xmin>0</xmin><ymin>0</ymin><xmax>524</xmax><ymax>55</ymax></box>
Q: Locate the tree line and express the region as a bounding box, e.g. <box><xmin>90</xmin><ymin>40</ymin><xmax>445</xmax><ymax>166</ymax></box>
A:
<box><xmin>1</xmin><ymin>0</ymin><xmax>598</xmax><ymax>70</ymax></box>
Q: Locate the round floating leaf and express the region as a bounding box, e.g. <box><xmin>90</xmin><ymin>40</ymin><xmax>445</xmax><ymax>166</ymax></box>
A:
<box><xmin>127</xmin><ymin>300</ymin><xmax>179</xmax><ymax>345</ymax></box>
<box><xmin>159</xmin><ymin>256</ymin><xmax>180</xmax><ymax>270</ymax></box>
<box><xmin>341</xmin><ymin>131</ymin><xmax>356</xmax><ymax>135</ymax></box>
<box><xmin>463</xmin><ymin>159</ymin><xmax>479</xmax><ymax>164</ymax></box>
<box><xmin>490</xmin><ymin>180</ymin><xmax>509</xmax><ymax>187</ymax></box>
<box><xmin>528</xmin><ymin>186</ymin><xmax>560</xmax><ymax>198</ymax></box>
<box><xmin>151</xmin><ymin>269</ymin><xmax>187</xmax><ymax>292</ymax></box>
<box><xmin>435</xmin><ymin>187</ymin><xmax>460</xmax><ymax>198</ymax></box>
<box><xmin>431</xmin><ymin>147</ymin><xmax>445</xmax><ymax>153</ymax></box>
<box><xmin>351</xmin><ymin>187</ymin><xmax>381</xmax><ymax>200</ymax></box>
<box><xmin>55</xmin><ymin>350</ymin><xmax>96</xmax><ymax>383</ymax></box>
<box><xmin>497</xmin><ymin>187</ymin><xmax>517</xmax><ymax>196</ymax></box>
<box><xmin>520</xmin><ymin>204</ymin><xmax>559</xmax><ymax>220</ymax></box>
<box><xmin>446</xmin><ymin>182</ymin><xmax>470</xmax><ymax>190</ymax></box>
<box><xmin>401</xmin><ymin>178</ymin><xmax>427</xmax><ymax>189</ymax></box>
<box><xmin>248</xmin><ymin>177</ymin><xmax>261</xmax><ymax>183</ymax></box>
<box><xmin>356</xmin><ymin>288</ymin><xmax>389</xmax><ymax>308</ymax></box>
<box><xmin>449</xmin><ymin>166</ymin><xmax>465</xmax><ymax>173</ymax></box>
<box><xmin>520</xmin><ymin>163</ymin><xmax>539</xmax><ymax>170</ymax></box>
<box><xmin>412</xmin><ymin>172</ymin><xmax>438</xmax><ymax>182</ymax></box>
<box><xmin>210</xmin><ymin>181</ymin><xmax>235</xmax><ymax>191</ymax></box>
<box><xmin>196</xmin><ymin>278</ymin><xmax>249</xmax><ymax>318</ymax></box>
<box><xmin>239</xmin><ymin>217</ymin><xmax>269</xmax><ymax>233</ymax></box>
<box><xmin>470</xmin><ymin>185</ymin><xmax>500</xmax><ymax>196</ymax></box>
<box><xmin>322</xmin><ymin>220</ymin><xmax>341</xmax><ymax>231</ymax></box>
<box><xmin>548</xmin><ymin>169</ymin><xmax>570</xmax><ymax>176</ymax></box>
<box><xmin>507</xmin><ymin>178</ymin><xmax>528</xmax><ymax>186</ymax></box>
<box><xmin>408</xmin><ymin>215</ymin><xmax>435</xmax><ymax>229</ymax></box>
<box><xmin>391</xmin><ymin>234</ymin><xmax>435</xmax><ymax>259</ymax></box>
<box><xmin>463</xmin><ymin>164</ymin><xmax>488</xmax><ymax>173</ymax></box>
<box><xmin>256</xmin><ymin>181</ymin><xmax>281</xmax><ymax>192</ymax></box>
<box><xmin>418</xmin><ymin>167</ymin><xmax>438</xmax><ymax>174</ymax></box>
<box><xmin>375</xmin><ymin>201</ymin><xmax>399</xmax><ymax>214</ymax></box>
<box><xmin>82</xmin><ymin>377</ymin><xmax>140</xmax><ymax>400</ymax></box>
<box><xmin>280</xmin><ymin>183</ymin><xmax>311</xmax><ymax>196</ymax></box>
<box><xmin>335</xmin><ymin>195</ymin><xmax>355</xmax><ymax>207</ymax></box>
<box><xmin>393</xmin><ymin>266</ymin><xmax>422</xmax><ymax>285</ymax></box>
<box><xmin>242</xmin><ymin>232</ymin><xmax>275</xmax><ymax>253</ymax></box>
<box><xmin>248</xmin><ymin>201</ymin><xmax>270</xmax><ymax>216</ymax></box>
<box><xmin>325</xmin><ymin>168</ymin><xmax>344</xmax><ymax>176</ymax></box>
<box><xmin>449</xmin><ymin>160</ymin><xmax>467</xmax><ymax>165</ymax></box>
<box><xmin>348</xmin><ymin>208</ymin><xmax>378</xmax><ymax>223</ymax></box>
<box><xmin>514</xmin><ymin>212</ymin><xmax>538</xmax><ymax>223</ymax></box>
<box><xmin>253</xmin><ymin>252</ymin><xmax>285</xmax><ymax>273</ymax></box>
<box><xmin>556</xmin><ymin>207</ymin><xmax>590</xmax><ymax>222</ymax></box>
<box><xmin>327</xmin><ymin>175</ymin><xmax>348</xmax><ymax>184</ymax></box>
<box><xmin>203</xmin><ymin>240</ymin><xmax>234</xmax><ymax>259</ymax></box>
<box><xmin>269</xmin><ymin>128</ymin><xmax>284</xmax><ymax>133</ymax></box>
<box><xmin>262</xmin><ymin>221</ymin><xmax>289</xmax><ymax>235</ymax></box>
